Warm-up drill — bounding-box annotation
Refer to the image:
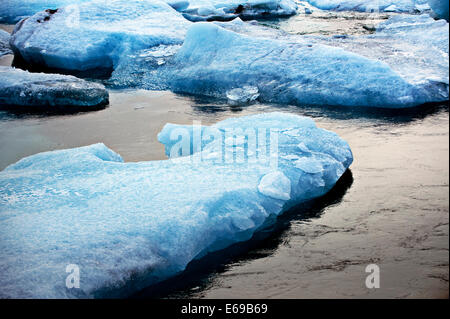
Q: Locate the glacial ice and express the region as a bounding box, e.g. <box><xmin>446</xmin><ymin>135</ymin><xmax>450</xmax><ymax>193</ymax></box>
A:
<box><xmin>0</xmin><ymin>0</ymin><xmax>92</xmax><ymax>23</ymax></box>
<box><xmin>428</xmin><ymin>0</ymin><xmax>449</xmax><ymax>20</ymax></box>
<box><xmin>0</xmin><ymin>112</ymin><xmax>352</xmax><ymax>298</ymax></box>
<box><xmin>0</xmin><ymin>66</ymin><xmax>108</xmax><ymax>110</ymax></box>
<box><xmin>226</xmin><ymin>86</ymin><xmax>260</xmax><ymax>103</ymax></box>
<box><xmin>165</xmin><ymin>0</ymin><xmax>298</xmax><ymax>21</ymax></box>
<box><xmin>303</xmin><ymin>14</ymin><xmax>449</xmax><ymax>100</ymax></box>
<box><xmin>0</xmin><ymin>30</ymin><xmax>11</xmax><ymax>57</ymax></box>
<box><xmin>305</xmin><ymin>0</ymin><xmax>429</xmax><ymax>12</ymax></box>
<box><xmin>152</xmin><ymin>22</ymin><xmax>445</xmax><ymax>108</ymax></box>
<box><xmin>9</xmin><ymin>0</ymin><xmax>191</xmax><ymax>76</ymax></box>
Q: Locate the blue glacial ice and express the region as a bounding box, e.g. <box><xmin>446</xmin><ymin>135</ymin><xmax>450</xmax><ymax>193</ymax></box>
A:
<box><xmin>0</xmin><ymin>0</ymin><xmax>93</xmax><ymax>24</ymax></box>
<box><xmin>0</xmin><ymin>29</ymin><xmax>11</xmax><ymax>57</ymax></box>
<box><xmin>428</xmin><ymin>0</ymin><xmax>449</xmax><ymax>20</ymax></box>
<box><xmin>141</xmin><ymin>22</ymin><xmax>446</xmax><ymax>108</ymax></box>
<box><xmin>303</xmin><ymin>14</ymin><xmax>449</xmax><ymax>100</ymax></box>
<box><xmin>305</xmin><ymin>0</ymin><xmax>429</xmax><ymax>12</ymax></box>
<box><xmin>0</xmin><ymin>112</ymin><xmax>352</xmax><ymax>298</ymax></box>
<box><xmin>165</xmin><ymin>0</ymin><xmax>298</xmax><ymax>21</ymax></box>
<box><xmin>0</xmin><ymin>66</ymin><xmax>108</xmax><ymax>109</ymax></box>
<box><xmin>9</xmin><ymin>0</ymin><xmax>191</xmax><ymax>76</ymax></box>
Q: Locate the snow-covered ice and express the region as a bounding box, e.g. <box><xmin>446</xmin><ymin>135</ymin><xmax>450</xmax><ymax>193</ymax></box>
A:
<box><xmin>9</xmin><ymin>0</ymin><xmax>191</xmax><ymax>76</ymax></box>
<box><xmin>165</xmin><ymin>0</ymin><xmax>298</xmax><ymax>21</ymax></box>
<box><xmin>0</xmin><ymin>30</ymin><xmax>11</xmax><ymax>57</ymax></box>
<box><xmin>0</xmin><ymin>0</ymin><xmax>92</xmax><ymax>23</ymax></box>
<box><xmin>0</xmin><ymin>112</ymin><xmax>352</xmax><ymax>298</ymax></box>
<box><xmin>0</xmin><ymin>66</ymin><xmax>108</xmax><ymax>110</ymax></box>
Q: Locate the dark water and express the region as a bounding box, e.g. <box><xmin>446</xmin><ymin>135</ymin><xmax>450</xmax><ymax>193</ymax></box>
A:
<box><xmin>0</xmin><ymin>90</ymin><xmax>448</xmax><ymax>298</ymax></box>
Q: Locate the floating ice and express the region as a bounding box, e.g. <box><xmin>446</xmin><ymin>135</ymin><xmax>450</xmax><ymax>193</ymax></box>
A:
<box><xmin>304</xmin><ymin>14</ymin><xmax>449</xmax><ymax>100</ymax></box>
<box><xmin>166</xmin><ymin>0</ymin><xmax>298</xmax><ymax>21</ymax></box>
<box><xmin>305</xmin><ymin>0</ymin><xmax>429</xmax><ymax>12</ymax></box>
<box><xmin>0</xmin><ymin>0</ymin><xmax>92</xmax><ymax>23</ymax></box>
<box><xmin>9</xmin><ymin>0</ymin><xmax>191</xmax><ymax>77</ymax></box>
<box><xmin>0</xmin><ymin>112</ymin><xmax>352</xmax><ymax>298</ymax></box>
<box><xmin>0</xmin><ymin>30</ymin><xmax>11</xmax><ymax>57</ymax></box>
<box><xmin>0</xmin><ymin>66</ymin><xmax>108</xmax><ymax>110</ymax></box>
<box><xmin>154</xmin><ymin>22</ymin><xmax>444</xmax><ymax>108</ymax></box>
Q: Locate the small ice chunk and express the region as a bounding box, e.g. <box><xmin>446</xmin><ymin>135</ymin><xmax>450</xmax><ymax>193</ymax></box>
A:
<box><xmin>226</xmin><ymin>86</ymin><xmax>260</xmax><ymax>103</ymax></box>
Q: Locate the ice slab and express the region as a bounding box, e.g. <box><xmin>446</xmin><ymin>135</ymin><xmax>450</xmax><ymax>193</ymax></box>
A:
<box><xmin>305</xmin><ymin>0</ymin><xmax>429</xmax><ymax>12</ymax></box>
<box><xmin>0</xmin><ymin>0</ymin><xmax>92</xmax><ymax>24</ymax></box>
<box><xmin>301</xmin><ymin>14</ymin><xmax>449</xmax><ymax>100</ymax></box>
<box><xmin>0</xmin><ymin>112</ymin><xmax>352</xmax><ymax>298</ymax></box>
<box><xmin>9</xmin><ymin>0</ymin><xmax>191</xmax><ymax>76</ymax></box>
<box><xmin>166</xmin><ymin>0</ymin><xmax>298</xmax><ymax>21</ymax></box>
<box><xmin>151</xmin><ymin>22</ymin><xmax>443</xmax><ymax>108</ymax></box>
<box><xmin>0</xmin><ymin>66</ymin><xmax>108</xmax><ymax>110</ymax></box>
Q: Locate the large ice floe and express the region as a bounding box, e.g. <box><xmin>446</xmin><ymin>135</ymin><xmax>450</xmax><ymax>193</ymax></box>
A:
<box><xmin>133</xmin><ymin>20</ymin><xmax>448</xmax><ymax>108</ymax></box>
<box><xmin>0</xmin><ymin>0</ymin><xmax>92</xmax><ymax>24</ymax></box>
<box><xmin>305</xmin><ymin>0</ymin><xmax>430</xmax><ymax>12</ymax></box>
<box><xmin>9</xmin><ymin>0</ymin><xmax>191</xmax><ymax>77</ymax></box>
<box><xmin>165</xmin><ymin>0</ymin><xmax>298</xmax><ymax>21</ymax></box>
<box><xmin>0</xmin><ymin>112</ymin><xmax>352</xmax><ymax>298</ymax></box>
<box><xmin>0</xmin><ymin>66</ymin><xmax>108</xmax><ymax>110</ymax></box>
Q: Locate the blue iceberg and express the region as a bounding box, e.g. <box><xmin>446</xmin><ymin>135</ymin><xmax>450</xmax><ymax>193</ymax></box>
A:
<box><xmin>0</xmin><ymin>0</ymin><xmax>92</xmax><ymax>24</ymax></box>
<box><xmin>0</xmin><ymin>112</ymin><xmax>352</xmax><ymax>298</ymax></box>
<box><xmin>149</xmin><ymin>22</ymin><xmax>444</xmax><ymax>108</ymax></box>
<box><xmin>9</xmin><ymin>0</ymin><xmax>191</xmax><ymax>76</ymax></box>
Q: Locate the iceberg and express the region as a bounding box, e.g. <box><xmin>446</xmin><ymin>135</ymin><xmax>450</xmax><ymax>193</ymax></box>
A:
<box><xmin>151</xmin><ymin>22</ymin><xmax>444</xmax><ymax>108</ymax></box>
<box><xmin>9</xmin><ymin>0</ymin><xmax>191</xmax><ymax>77</ymax></box>
<box><xmin>0</xmin><ymin>0</ymin><xmax>92</xmax><ymax>24</ymax></box>
<box><xmin>0</xmin><ymin>66</ymin><xmax>108</xmax><ymax>110</ymax></box>
<box><xmin>165</xmin><ymin>0</ymin><xmax>298</xmax><ymax>21</ymax></box>
<box><xmin>305</xmin><ymin>0</ymin><xmax>429</xmax><ymax>12</ymax></box>
<box><xmin>428</xmin><ymin>0</ymin><xmax>449</xmax><ymax>20</ymax></box>
<box><xmin>0</xmin><ymin>112</ymin><xmax>352</xmax><ymax>298</ymax></box>
<box><xmin>0</xmin><ymin>30</ymin><xmax>11</xmax><ymax>57</ymax></box>
<box><xmin>304</xmin><ymin>14</ymin><xmax>449</xmax><ymax>101</ymax></box>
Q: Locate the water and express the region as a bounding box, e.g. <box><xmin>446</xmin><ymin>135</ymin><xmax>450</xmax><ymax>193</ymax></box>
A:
<box><xmin>0</xmin><ymin>11</ymin><xmax>448</xmax><ymax>298</ymax></box>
